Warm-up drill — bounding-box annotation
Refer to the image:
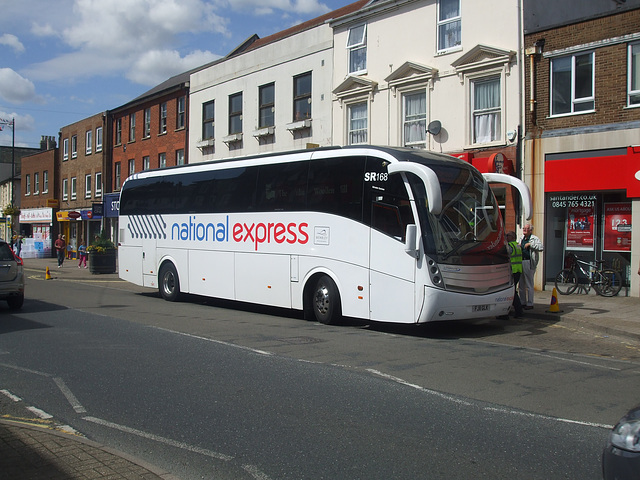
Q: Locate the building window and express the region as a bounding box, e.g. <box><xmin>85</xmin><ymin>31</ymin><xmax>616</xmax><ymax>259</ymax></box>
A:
<box><xmin>143</xmin><ymin>156</ymin><xmax>150</xmax><ymax>170</ymax></box>
<box><xmin>86</xmin><ymin>130</ymin><xmax>92</xmax><ymax>154</ymax></box>
<box><xmin>229</xmin><ymin>92</ymin><xmax>242</xmax><ymax>134</ymax></box>
<box><xmin>403</xmin><ymin>91</ymin><xmax>427</xmax><ymax>147</ymax></box>
<box><xmin>177</xmin><ymin>96</ymin><xmax>186</xmax><ymax>129</ymax></box>
<box><xmin>128</xmin><ymin>159</ymin><xmax>135</xmax><ymax>176</ymax></box>
<box><xmin>347</xmin><ymin>24</ymin><xmax>367</xmax><ymax>74</ymax></box>
<box><xmin>96</xmin><ymin>126</ymin><xmax>103</xmax><ymax>152</ymax></box>
<box><xmin>293</xmin><ymin>72</ymin><xmax>312</xmax><ymax>121</ymax></box>
<box><xmin>115</xmin><ymin>118</ymin><xmax>122</xmax><ymax>145</ymax></box>
<box><xmin>259</xmin><ymin>83</ymin><xmax>275</xmax><ymax>128</ymax></box>
<box><xmin>95</xmin><ymin>172</ymin><xmax>102</xmax><ymax>197</ymax></box>
<box><xmin>159</xmin><ymin>153</ymin><xmax>166</xmax><ymax>169</ymax></box>
<box><xmin>129</xmin><ymin>113</ymin><xmax>136</xmax><ymax>142</ymax></box>
<box><xmin>43</xmin><ymin>171</ymin><xmax>49</xmax><ymax>193</ymax></box>
<box><xmin>71</xmin><ymin>177</ymin><xmax>77</xmax><ymax>200</ymax></box>
<box><xmin>472</xmin><ymin>76</ymin><xmax>501</xmax><ymax>144</ymax></box>
<box><xmin>551</xmin><ymin>52</ymin><xmax>595</xmax><ymax>116</ymax></box>
<box><xmin>25</xmin><ymin>174</ymin><xmax>30</xmax><ymax>196</ymax></box>
<box><xmin>63</xmin><ymin>178</ymin><xmax>68</xmax><ymax>201</ymax></box>
<box><xmin>115</xmin><ymin>163</ymin><xmax>121</xmax><ymax>190</ymax></box>
<box><xmin>348</xmin><ymin>102</ymin><xmax>368</xmax><ymax>145</ymax></box>
<box><xmin>203</xmin><ymin>100</ymin><xmax>214</xmax><ymax>140</ymax></box>
<box><xmin>85</xmin><ymin>174</ymin><xmax>91</xmax><ymax>198</ymax></box>
<box><xmin>628</xmin><ymin>42</ymin><xmax>640</xmax><ymax>106</ymax></box>
<box><xmin>437</xmin><ymin>0</ymin><xmax>461</xmax><ymax>52</ymax></box>
<box><xmin>63</xmin><ymin>138</ymin><xmax>69</xmax><ymax>161</ymax></box>
<box><xmin>71</xmin><ymin>135</ymin><xmax>78</xmax><ymax>158</ymax></box>
<box><xmin>176</xmin><ymin>149</ymin><xmax>185</xmax><ymax>165</ymax></box>
<box><xmin>159</xmin><ymin>102</ymin><xmax>167</xmax><ymax>134</ymax></box>
<box><xmin>34</xmin><ymin>172</ymin><xmax>39</xmax><ymax>194</ymax></box>
<box><xmin>144</xmin><ymin>108</ymin><xmax>151</xmax><ymax>138</ymax></box>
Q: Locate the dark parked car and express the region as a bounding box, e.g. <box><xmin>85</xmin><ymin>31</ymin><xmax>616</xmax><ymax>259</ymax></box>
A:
<box><xmin>0</xmin><ymin>240</ymin><xmax>24</xmax><ymax>309</ymax></box>
<box><xmin>603</xmin><ymin>405</ymin><xmax>640</xmax><ymax>479</ymax></box>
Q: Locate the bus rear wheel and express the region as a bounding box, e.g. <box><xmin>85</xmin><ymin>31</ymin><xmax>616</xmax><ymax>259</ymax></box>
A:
<box><xmin>159</xmin><ymin>263</ymin><xmax>181</xmax><ymax>302</ymax></box>
<box><xmin>312</xmin><ymin>275</ymin><xmax>342</xmax><ymax>325</ymax></box>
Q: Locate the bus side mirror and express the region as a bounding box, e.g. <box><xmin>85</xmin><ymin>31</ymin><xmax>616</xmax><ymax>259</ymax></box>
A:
<box><xmin>405</xmin><ymin>224</ymin><xmax>419</xmax><ymax>258</ymax></box>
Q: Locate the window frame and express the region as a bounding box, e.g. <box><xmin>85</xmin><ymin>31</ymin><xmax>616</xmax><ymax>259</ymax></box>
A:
<box><xmin>85</xmin><ymin>174</ymin><xmax>92</xmax><ymax>198</ymax></box>
<box><xmin>347</xmin><ymin>24</ymin><xmax>367</xmax><ymax>75</ymax></box>
<box><xmin>293</xmin><ymin>72</ymin><xmax>312</xmax><ymax>121</ymax></box>
<box><xmin>25</xmin><ymin>174</ymin><xmax>31</xmax><ymax>196</ymax></box>
<box><xmin>437</xmin><ymin>0</ymin><xmax>461</xmax><ymax>53</ymax></box>
<box><xmin>402</xmin><ymin>89</ymin><xmax>428</xmax><ymax>148</ymax></box>
<box><xmin>143</xmin><ymin>156</ymin><xmax>150</xmax><ymax>170</ymax></box>
<box><xmin>129</xmin><ymin>113</ymin><xmax>136</xmax><ymax>142</ymax></box>
<box><xmin>96</xmin><ymin>126</ymin><xmax>103</xmax><ymax>152</ymax></box>
<box><xmin>470</xmin><ymin>74</ymin><xmax>503</xmax><ymax>145</ymax></box>
<box><xmin>86</xmin><ymin>129</ymin><xmax>92</xmax><ymax>154</ymax></box>
<box><xmin>115</xmin><ymin>163</ymin><xmax>121</xmax><ymax>190</ymax></box>
<box><xmin>95</xmin><ymin>172</ymin><xmax>102</xmax><ymax>197</ymax></box>
<box><xmin>71</xmin><ymin>135</ymin><xmax>78</xmax><ymax>158</ymax></box>
<box><xmin>259</xmin><ymin>83</ymin><xmax>275</xmax><ymax>128</ymax></box>
<box><xmin>176</xmin><ymin>149</ymin><xmax>185</xmax><ymax>165</ymax></box>
<box><xmin>143</xmin><ymin>108</ymin><xmax>151</xmax><ymax>138</ymax></box>
<box><xmin>63</xmin><ymin>178</ymin><xmax>68</xmax><ymax>201</ymax></box>
<box><xmin>128</xmin><ymin>159</ymin><xmax>135</xmax><ymax>176</ymax></box>
<box><xmin>229</xmin><ymin>92</ymin><xmax>243</xmax><ymax>135</ymax></box>
<box><xmin>202</xmin><ymin>100</ymin><xmax>215</xmax><ymax>140</ymax></box>
<box><xmin>177</xmin><ymin>96</ymin><xmax>186</xmax><ymax>129</ymax></box>
<box><xmin>628</xmin><ymin>42</ymin><xmax>640</xmax><ymax>107</ymax></box>
<box><xmin>347</xmin><ymin>101</ymin><xmax>368</xmax><ymax>145</ymax></box>
<box><xmin>34</xmin><ymin>172</ymin><xmax>39</xmax><ymax>195</ymax></box>
<box><xmin>43</xmin><ymin>171</ymin><xmax>49</xmax><ymax>194</ymax></box>
<box><xmin>159</xmin><ymin>102</ymin><xmax>167</xmax><ymax>134</ymax></box>
<box><xmin>159</xmin><ymin>152</ymin><xmax>166</xmax><ymax>169</ymax></box>
<box><xmin>63</xmin><ymin>138</ymin><xmax>69</xmax><ymax>161</ymax></box>
<box><xmin>550</xmin><ymin>51</ymin><xmax>595</xmax><ymax>117</ymax></box>
<box><xmin>71</xmin><ymin>177</ymin><xmax>77</xmax><ymax>200</ymax></box>
<box><xmin>115</xmin><ymin>118</ymin><xmax>122</xmax><ymax>145</ymax></box>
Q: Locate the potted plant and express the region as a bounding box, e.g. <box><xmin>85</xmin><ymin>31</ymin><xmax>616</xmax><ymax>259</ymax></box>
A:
<box><xmin>88</xmin><ymin>230</ymin><xmax>117</xmax><ymax>274</ymax></box>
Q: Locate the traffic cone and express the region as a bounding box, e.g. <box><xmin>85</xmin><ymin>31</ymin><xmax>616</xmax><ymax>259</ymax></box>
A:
<box><xmin>547</xmin><ymin>287</ymin><xmax>562</xmax><ymax>313</ymax></box>
<box><xmin>45</xmin><ymin>267</ymin><xmax>52</xmax><ymax>280</ymax></box>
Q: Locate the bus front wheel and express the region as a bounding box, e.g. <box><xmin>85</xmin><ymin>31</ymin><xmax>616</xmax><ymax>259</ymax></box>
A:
<box><xmin>159</xmin><ymin>263</ymin><xmax>181</xmax><ymax>302</ymax></box>
<box><xmin>312</xmin><ymin>275</ymin><xmax>342</xmax><ymax>325</ymax></box>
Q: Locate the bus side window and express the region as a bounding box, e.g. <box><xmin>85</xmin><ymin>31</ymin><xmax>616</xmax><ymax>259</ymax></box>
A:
<box><xmin>308</xmin><ymin>156</ymin><xmax>365</xmax><ymax>222</ymax></box>
<box><xmin>256</xmin><ymin>162</ymin><xmax>308</xmax><ymax>212</ymax></box>
<box><xmin>372</xmin><ymin>202</ymin><xmax>404</xmax><ymax>240</ymax></box>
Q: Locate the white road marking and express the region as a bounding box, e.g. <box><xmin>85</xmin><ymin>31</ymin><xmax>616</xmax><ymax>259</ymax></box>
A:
<box><xmin>26</xmin><ymin>406</ymin><xmax>53</xmax><ymax>419</ymax></box>
<box><xmin>82</xmin><ymin>416</ymin><xmax>234</xmax><ymax>461</ymax></box>
<box><xmin>152</xmin><ymin>326</ymin><xmax>274</xmax><ymax>356</ymax></box>
<box><xmin>54</xmin><ymin>377</ymin><xmax>87</xmax><ymax>413</ymax></box>
<box><xmin>0</xmin><ymin>389</ymin><xmax>22</xmax><ymax>402</ymax></box>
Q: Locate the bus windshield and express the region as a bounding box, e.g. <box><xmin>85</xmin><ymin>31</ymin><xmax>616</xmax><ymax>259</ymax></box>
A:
<box><xmin>409</xmin><ymin>162</ymin><xmax>506</xmax><ymax>265</ymax></box>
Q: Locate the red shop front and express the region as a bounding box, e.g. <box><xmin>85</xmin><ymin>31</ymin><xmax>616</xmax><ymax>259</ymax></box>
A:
<box><xmin>543</xmin><ymin>146</ymin><xmax>640</xmax><ymax>292</ymax></box>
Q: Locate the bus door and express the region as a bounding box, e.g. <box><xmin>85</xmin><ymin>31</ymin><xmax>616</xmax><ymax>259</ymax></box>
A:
<box><xmin>141</xmin><ymin>216</ymin><xmax>159</xmax><ymax>285</ymax></box>
<box><xmin>366</xmin><ymin>160</ymin><xmax>420</xmax><ymax>323</ymax></box>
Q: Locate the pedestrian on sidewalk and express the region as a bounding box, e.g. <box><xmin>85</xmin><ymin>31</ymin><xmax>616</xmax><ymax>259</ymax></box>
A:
<box><xmin>498</xmin><ymin>231</ymin><xmax>524</xmax><ymax>319</ymax></box>
<box><xmin>54</xmin><ymin>234</ymin><xmax>66</xmax><ymax>267</ymax></box>
<box><xmin>78</xmin><ymin>240</ymin><xmax>87</xmax><ymax>268</ymax></box>
<box><xmin>519</xmin><ymin>223</ymin><xmax>543</xmax><ymax>309</ymax></box>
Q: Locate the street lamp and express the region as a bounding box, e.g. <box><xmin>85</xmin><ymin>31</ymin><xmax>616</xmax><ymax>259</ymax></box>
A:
<box><xmin>0</xmin><ymin>117</ymin><xmax>16</xmax><ymax>236</ymax></box>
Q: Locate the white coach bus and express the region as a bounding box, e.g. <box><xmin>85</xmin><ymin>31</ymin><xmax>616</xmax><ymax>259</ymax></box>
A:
<box><xmin>118</xmin><ymin>146</ymin><xmax>531</xmax><ymax>325</ymax></box>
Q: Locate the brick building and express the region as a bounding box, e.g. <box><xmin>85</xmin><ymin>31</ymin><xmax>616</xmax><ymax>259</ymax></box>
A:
<box><xmin>523</xmin><ymin>0</ymin><xmax>640</xmax><ymax>296</ymax></box>
<box><xmin>58</xmin><ymin>113</ymin><xmax>107</xmax><ymax>256</ymax></box>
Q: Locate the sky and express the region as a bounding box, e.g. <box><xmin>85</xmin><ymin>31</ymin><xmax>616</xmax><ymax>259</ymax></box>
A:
<box><xmin>0</xmin><ymin>0</ymin><xmax>351</xmax><ymax>149</ymax></box>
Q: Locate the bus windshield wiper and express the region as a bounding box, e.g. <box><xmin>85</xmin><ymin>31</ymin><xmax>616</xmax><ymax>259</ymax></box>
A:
<box><xmin>442</xmin><ymin>234</ymin><xmax>476</xmax><ymax>260</ymax></box>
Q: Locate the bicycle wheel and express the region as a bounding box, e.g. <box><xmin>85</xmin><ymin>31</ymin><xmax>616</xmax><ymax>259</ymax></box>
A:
<box><xmin>593</xmin><ymin>269</ymin><xmax>623</xmax><ymax>297</ymax></box>
<box><xmin>555</xmin><ymin>269</ymin><xmax>578</xmax><ymax>295</ymax></box>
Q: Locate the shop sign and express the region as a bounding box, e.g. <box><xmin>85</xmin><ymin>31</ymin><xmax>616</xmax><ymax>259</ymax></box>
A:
<box><xmin>549</xmin><ymin>194</ymin><xmax>596</xmax><ymax>209</ymax></box>
<box><xmin>68</xmin><ymin>211</ymin><xmax>81</xmax><ymax>219</ymax></box>
<box><xmin>20</xmin><ymin>208</ymin><xmax>53</xmax><ymax>223</ymax></box>
<box><xmin>566</xmin><ymin>204</ymin><xmax>595</xmax><ymax>251</ymax></box>
<box><xmin>603</xmin><ymin>202</ymin><xmax>631</xmax><ymax>252</ymax></box>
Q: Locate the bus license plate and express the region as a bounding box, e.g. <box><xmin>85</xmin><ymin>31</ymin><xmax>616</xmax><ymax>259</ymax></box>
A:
<box><xmin>473</xmin><ymin>304</ymin><xmax>490</xmax><ymax>312</ymax></box>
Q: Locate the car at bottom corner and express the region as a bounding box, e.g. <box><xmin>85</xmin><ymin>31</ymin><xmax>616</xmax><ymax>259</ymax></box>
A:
<box><xmin>603</xmin><ymin>405</ymin><xmax>640</xmax><ymax>480</ymax></box>
<box><xmin>0</xmin><ymin>240</ymin><xmax>24</xmax><ymax>309</ymax></box>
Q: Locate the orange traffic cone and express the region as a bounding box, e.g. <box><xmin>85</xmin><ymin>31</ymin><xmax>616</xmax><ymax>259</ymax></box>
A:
<box><xmin>45</xmin><ymin>267</ymin><xmax>52</xmax><ymax>280</ymax></box>
<box><xmin>546</xmin><ymin>287</ymin><xmax>562</xmax><ymax>313</ymax></box>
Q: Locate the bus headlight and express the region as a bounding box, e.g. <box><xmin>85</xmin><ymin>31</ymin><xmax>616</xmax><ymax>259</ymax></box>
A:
<box><xmin>426</xmin><ymin>257</ymin><xmax>444</xmax><ymax>289</ymax></box>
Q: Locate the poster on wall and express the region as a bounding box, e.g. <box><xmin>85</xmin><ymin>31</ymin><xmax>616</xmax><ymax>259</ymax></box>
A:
<box><xmin>566</xmin><ymin>205</ymin><xmax>595</xmax><ymax>250</ymax></box>
<box><xmin>603</xmin><ymin>202</ymin><xmax>632</xmax><ymax>252</ymax></box>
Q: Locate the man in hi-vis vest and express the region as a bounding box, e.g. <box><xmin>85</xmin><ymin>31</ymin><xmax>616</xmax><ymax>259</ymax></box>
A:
<box><xmin>498</xmin><ymin>231</ymin><xmax>524</xmax><ymax>319</ymax></box>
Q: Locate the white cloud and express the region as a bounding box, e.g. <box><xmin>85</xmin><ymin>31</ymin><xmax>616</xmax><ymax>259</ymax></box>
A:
<box><xmin>0</xmin><ymin>110</ymin><xmax>36</xmax><ymax>133</ymax></box>
<box><xmin>223</xmin><ymin>0</ymin><xmax>331</xmax><ymax>15</ymax></box>
<box><xmin>0</xmin><ymin>69</ymin><xmax>40</xmax><ymax>104</ymax></box>
<box><xmin>128</xmin><ymin>49</ymin><xmax>221</xmax><ymax>86</ymax></box>
<box><xmin>0</xmin><ymin>34</ymin><xmax>25</xmax><ymax>54</ymax></box>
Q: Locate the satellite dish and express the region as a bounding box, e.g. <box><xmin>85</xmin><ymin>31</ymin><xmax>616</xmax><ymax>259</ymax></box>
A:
<box><xmin>427</xmin><ymin>120</ymin><xmax>441</xmax><ymax>136</ymax></box>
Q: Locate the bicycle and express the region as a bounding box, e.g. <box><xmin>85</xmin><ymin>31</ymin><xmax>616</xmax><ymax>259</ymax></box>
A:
<box><xmin>554</xmin><ymin>252</ymin><xmax>623</xmax><ymax>297</ymax></box>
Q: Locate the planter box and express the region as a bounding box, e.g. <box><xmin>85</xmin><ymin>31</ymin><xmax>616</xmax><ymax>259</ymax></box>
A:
<box><xmin>89</xmin><ymin>250</ymin><xmax>117</xmax><ymax>274</ymax></box>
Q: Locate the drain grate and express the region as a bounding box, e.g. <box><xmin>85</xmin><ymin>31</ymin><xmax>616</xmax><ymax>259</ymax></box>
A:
<box><xmin>277</xmin><ymin>336</ymin><xmax>323</xmax><ymax>345</ymax></box>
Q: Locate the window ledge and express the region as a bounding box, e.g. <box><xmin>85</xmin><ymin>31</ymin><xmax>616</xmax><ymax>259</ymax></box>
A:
<box><xmin>222</xmin><ymin>133</ymin><xmax>243</xmax><ymax>144</ymax></box>
<box><xmin>286</xmin><ymin>119</ymin><xmax>312</xmax><ymax>131</ymax></box>
<box><xmin>253</xmin><ymin>126</ymin><xmax>275</xmax><ymax>137</ymax></box>
<box><xmin>196</xmin><ymin>138</ymin><xmax>215</xmax><ymax>148</ymax></box>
